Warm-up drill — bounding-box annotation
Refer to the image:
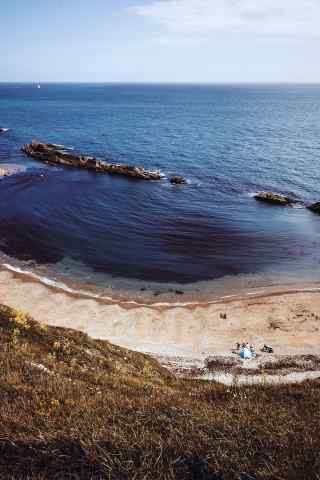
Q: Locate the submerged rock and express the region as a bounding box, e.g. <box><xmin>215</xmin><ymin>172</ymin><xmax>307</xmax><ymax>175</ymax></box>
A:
<box><xmin>170</xmin><ymin>175</ymin><xmax>187</xmax><ymax>185</ymax></box>
<box><xmin>254</xmin><ymin>191</ymin><xmax>295</xmax><ymax>206</ymax></box>
<box><xmin>21</xmin><ymin>140</ymin><xmax>162</xmax><ymax>181</ymax></box>
<box><xmin>0</xmin><ymin>164</ymin><xmax>24</xmax><ymax>178</ymax></box>
<box><xmin>308</xmin><ymin>202</ymin><xmax>320</xmax><ymax>214</ymax></box>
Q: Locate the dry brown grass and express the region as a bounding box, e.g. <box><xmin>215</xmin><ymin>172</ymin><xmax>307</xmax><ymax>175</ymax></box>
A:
<box><xmin>262</xmin><ymin>355</ymin><xmax>320</xmax><ymax>372</ymax></box>
<box><xmin>0</xmin><ymin>304</ymin><xmax>320</xmax><ymax>479</ymax></box>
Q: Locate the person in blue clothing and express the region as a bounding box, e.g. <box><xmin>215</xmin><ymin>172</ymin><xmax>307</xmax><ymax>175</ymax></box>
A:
<box><xmin>240</xmin><ymin>346</ymin><xmax>252</xmax><ymax>359</ymax></box>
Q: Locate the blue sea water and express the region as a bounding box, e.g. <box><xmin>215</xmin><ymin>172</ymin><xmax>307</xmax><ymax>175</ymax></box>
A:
<box><xmin>0</xmin><ymin>83</ymin><xmax>320</xmax><ymax>293</ymax></box>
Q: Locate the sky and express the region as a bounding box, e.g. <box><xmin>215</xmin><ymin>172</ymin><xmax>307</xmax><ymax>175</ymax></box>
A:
<box><xmin>1</xmin><ymin>0</ymin><xmax>320</xmax><ymax>83</ymax></box>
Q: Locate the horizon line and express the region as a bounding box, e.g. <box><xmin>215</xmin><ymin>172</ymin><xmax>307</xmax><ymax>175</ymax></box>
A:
<box><xmin>1</xmin><ymin>81</ymin><xmax>320</xmax><ymax>86</ymax></box>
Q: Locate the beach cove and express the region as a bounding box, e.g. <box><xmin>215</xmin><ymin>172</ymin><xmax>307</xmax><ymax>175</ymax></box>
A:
<box><xmin>1</xmin><ymin>83</ymin><xmax>320</xmax><ymax>384</ymax></box>
<box><xmin>2</xmin><ymin>2</ymin><xmax>320</xmax><ymax>476</ymax></box>
<box><xmin>1</xmin><ymin>264</ymin><xmax>320</xmax><ymax>382</ymax></box>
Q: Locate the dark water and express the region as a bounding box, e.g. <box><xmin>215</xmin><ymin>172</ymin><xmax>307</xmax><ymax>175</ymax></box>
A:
<box><xmin>1</xmin><ymin>83</ymin><xmax>320</xmax><ymax>292</ymax></box>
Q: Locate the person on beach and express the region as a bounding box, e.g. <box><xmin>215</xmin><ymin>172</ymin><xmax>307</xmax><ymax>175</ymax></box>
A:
<box><xmin>240</xmin><ymin>346</ymin><xmax>252</xmax><ymax>360</ymax></box>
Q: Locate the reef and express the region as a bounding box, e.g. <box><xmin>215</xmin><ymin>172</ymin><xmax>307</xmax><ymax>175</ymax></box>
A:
<box><xmin>22</xmin><ymin>140</ymin><xmax>163</xmax><ymax>181</ymax></box>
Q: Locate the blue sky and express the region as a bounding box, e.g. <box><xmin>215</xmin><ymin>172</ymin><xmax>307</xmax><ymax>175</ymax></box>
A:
<box><xmin>2</xmin><ymin>0</ymin><xmax>320</xmax><ymax>83</ymax></box>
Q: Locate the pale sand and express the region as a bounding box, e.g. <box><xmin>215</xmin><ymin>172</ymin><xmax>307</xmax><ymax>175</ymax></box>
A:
<box><xmin>198</xmin><ymin>371</ymin><xmax>320</xmax><ymax>385</ymax></box>
<box><xmin>0</xmin><ymin>267</ymin><xmax>320</xmax><ymax>366</ymax></box>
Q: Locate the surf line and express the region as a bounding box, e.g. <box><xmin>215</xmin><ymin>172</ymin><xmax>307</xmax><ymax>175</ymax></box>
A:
<box><xmin>247</xmin><ymin>291</ymin><xmax>266</xmax><ymax>296</ymax></box>
<box><xmin>0</xmin><ymin>262</ymin><xmax>245</xmax><ymax>308</ymax></box>
<box><xmin>2</xmin><ymin>262</ymin><xmax>320</xmax><ymax>310</ymax></box>
<box><xmin>1</xmin><ymin>262</ymin><xmax>219</xmax><ymax>308</ymax></box>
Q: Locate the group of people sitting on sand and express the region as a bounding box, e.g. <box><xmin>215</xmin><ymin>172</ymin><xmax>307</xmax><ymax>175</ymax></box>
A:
<box><xmin>235</xmin><ymin>342</ymin><xmax>256</xmax><ymax>359</ymax></box>
<box><xmin>233</xmin><ymin>342</ymin><xmax>274</xmax><ymax>359</ymax></box>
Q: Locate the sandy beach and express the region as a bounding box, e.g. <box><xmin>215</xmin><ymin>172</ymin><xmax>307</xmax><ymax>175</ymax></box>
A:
<box><xmin>0</xmin><ymin>265</ymin><xmax>320</xmax><ymax>378</ymax></box>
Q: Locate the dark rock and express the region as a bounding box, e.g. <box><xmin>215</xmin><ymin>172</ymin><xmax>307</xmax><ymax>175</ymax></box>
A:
<box><xmin>308</xmin><ymin>202</ymin><xmax>320</xmax><ymax>214</ymax></box>
<box><xmin>262</xmin><ymin>344</ymin><xmax>274</xmax><ymax>353</ymax></box>
<box><xmin>220</xmin><ymin>313</ymin><xmax>227</xmax><ymax>319</ymax></box>
<box><xmin>254</xmin><ymin>191</ymin><xmax>295</xmax><ymax>206</ymax></box>
<box><xmin>21</xmin><ymin>140</ymin><xmax>162</xmax><ymax>181</ymax></box>
<box><xmin>170</xmin><ymin>175</ymin><xmax>187</xmax><ymax>185</ymax></box>
<box><xmin>175</xmin><ymin>290</ymin><xmax>184</xmax><ymax>295</ymax></box>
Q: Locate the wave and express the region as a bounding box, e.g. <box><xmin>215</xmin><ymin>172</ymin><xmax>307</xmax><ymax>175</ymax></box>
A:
<box><xmin>1</xmin><ymin>262</ymin><xmax>200</xmax><ymax>308</ymax></box>
<box><xmin>2</xmin><ymin>262</ymin><xmax>106</xmax><ymax>299</ymax></box>
<box><xmin>2</xmin><ymin>262</ymin><xmax>320</xmax><ymax>311</ymax></box>
<box><xmin>50</xmin><ymin>144</ymin><xmax>74</xmax><ymax>150</ymax></box>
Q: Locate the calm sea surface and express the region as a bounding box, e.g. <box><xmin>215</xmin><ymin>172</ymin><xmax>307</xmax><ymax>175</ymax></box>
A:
<box><xmin>0</xmin><ymin>83</ymin><xmax>320</xmax><ymax>293</ymax></box>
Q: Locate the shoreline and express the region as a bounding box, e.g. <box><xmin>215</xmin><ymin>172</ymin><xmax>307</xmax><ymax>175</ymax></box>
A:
<box><xmin>0</xmin><ymin>262</ymin><xmax>320</xmax><ymax>383</ymax></box>
<box><xmin>2</xmin><ymin>259</ymin><xmax>320</xmax><ymax>309</ymax></box>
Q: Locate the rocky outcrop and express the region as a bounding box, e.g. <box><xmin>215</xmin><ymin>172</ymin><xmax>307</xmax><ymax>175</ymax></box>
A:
<box><xmin>21</xmin><ymin>140</ymin><xmax>162</xmax><ymax>181</ymax></box>
<box><xmin>170</xmin><ymin>176</ymin><xmax>187</xmax><ymax>185</ymax></box>
<box><xmin>308</xmin><ymin>202</ymin><xmax>320</xmax><ymax>214</ymax></box>
<box><xmin>254</xmin><ymin>192</ymin><xmax>296</xmax><ymax>206</ymax></box>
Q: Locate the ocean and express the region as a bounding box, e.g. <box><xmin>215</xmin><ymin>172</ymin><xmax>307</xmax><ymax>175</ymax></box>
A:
<box><xmin>1</xmin><ymin>83</ymin><xmax>320</xmax><ymax>296</ymax></box>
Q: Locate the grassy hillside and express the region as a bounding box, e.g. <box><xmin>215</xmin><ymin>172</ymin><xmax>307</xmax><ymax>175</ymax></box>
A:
<box><xmin>0</xmin><ymin>304</ymin><xmax>319</xmax><ymax>480</ymax></box>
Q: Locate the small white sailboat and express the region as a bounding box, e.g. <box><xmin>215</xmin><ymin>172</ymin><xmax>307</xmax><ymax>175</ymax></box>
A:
<box><xmin>0</xmin><ymin>128</ymin><xmax>9</xmax><ymax>134</ymax></box>
<box><xmin>37</xmin><ymin>83</ymin><xmax>41</xmax><ymax>89</ymax></box>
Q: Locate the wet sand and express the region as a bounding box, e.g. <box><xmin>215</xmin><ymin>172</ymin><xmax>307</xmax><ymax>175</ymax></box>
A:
<box><xmin>0</xmin><ymin>265</ymin><xmax>320</xmax><ymax>373</ymax></box>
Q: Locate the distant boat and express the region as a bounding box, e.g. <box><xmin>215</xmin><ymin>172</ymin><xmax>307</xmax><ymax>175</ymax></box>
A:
<box><xmin>37</xmin><ymin>84</ymin><xmax>41</xmax><ymax>89</ymax></box>
<box><xmin>0</xmin><ymin>128</ymin><xmax>9</xmax><ymax>134</ymax></box>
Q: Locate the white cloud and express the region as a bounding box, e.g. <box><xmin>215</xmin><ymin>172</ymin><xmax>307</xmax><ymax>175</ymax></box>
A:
<box><xmin>131</xmin><ymin>0</ymin><xmax>320</xmax><ymax>36</ymax></box>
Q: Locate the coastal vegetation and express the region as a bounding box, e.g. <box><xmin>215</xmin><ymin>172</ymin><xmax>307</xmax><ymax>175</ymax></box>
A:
<box><xmin>0</xmin><ymin>304</ymin><xmax>319</xmax><ymax>479</ymax></box>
